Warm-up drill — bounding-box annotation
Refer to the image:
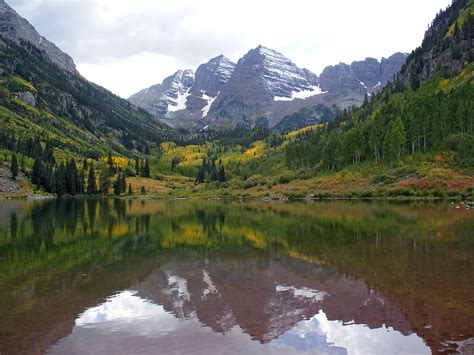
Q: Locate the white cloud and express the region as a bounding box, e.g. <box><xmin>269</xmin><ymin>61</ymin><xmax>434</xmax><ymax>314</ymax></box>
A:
<box><xmin>7</xmin><ymin>0</ymin><xmax>452</xmax><ymax>98</ymax></box>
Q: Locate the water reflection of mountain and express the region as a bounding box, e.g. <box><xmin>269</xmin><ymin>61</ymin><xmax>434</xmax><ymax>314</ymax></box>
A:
<box><xmin>134</xmin><ymin>254</ymin><xmax>413</xmax><ymax>345</ymax></box>
<box><xmin>0</xmin><ymin>199</ymin><xmax>473</xmax><ymax>354</ymax></box>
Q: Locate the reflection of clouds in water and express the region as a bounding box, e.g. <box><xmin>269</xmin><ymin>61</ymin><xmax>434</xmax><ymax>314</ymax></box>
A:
<box><xmin>276</xmin><ymin>310</ymin><xmax>430</xmax><ymax>354</ymax></box>
<box><xmin>76</xmin><ymin>290</ymin><xmax>184</xmax><ymax>336</ymax></box>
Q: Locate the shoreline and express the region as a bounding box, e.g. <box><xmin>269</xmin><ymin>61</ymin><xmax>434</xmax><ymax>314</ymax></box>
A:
<box><xmin>1</xmin><ymin>193</ymin><xmax>473</xmax><ymax>205</ymax></box>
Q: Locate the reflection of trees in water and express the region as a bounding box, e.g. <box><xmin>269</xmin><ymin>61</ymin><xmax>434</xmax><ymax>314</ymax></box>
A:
<box><xmin>9</xmin><ymin>213</ymin><xmax>17</xmax><ymax>240</ymax></box>
<box><xmin>195</xmin><ymin>207</ymin><xmax>226</xmax><ymax>234</ymax></box>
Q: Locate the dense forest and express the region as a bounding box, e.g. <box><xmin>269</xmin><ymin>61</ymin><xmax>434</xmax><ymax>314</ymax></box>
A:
<box><xmin>285</xmin><ymin>1</ymin><xmax>473</xmax><ymax>173</ymax></box>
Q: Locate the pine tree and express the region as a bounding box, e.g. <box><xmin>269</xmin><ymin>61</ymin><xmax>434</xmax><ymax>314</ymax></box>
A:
<box><xmin>98</xmin><ymin>166</ymin><xmax>111</xmax><ymax>195</ymax></box>
<box><xmin>55</xmin><ymin>163</ymin><xmax>67</xmax><ymax>197</ymax></box>
<box><xmin>128</xmin><ymin>183</ymin><xmax>133</xmax><ymax>195</ymax></box>
<box><xmin>120</xmin><ymin>174</ymin><xmax>127</xmax><ymax>193</ymax></box>
<box><xmin>134</xmin><ymin>157</ymin><xmax>140</xmax><ymax>176</ymax></box>
<box><xmin>140</xmin><ymin>186</ymin><xmax>146</xmax><ymax>195</ymax></box>
<box><xmin>107</xmin><ymin>151</ymin><xmax>115</xmax><ymax>175</ymax></box>
<box><xmin>65</xmin><ymin>159</ymin><xmax>78</xmax><ymax>195</ymax></box>
<box><xmin>113</xmin><ymin>173</ymin><xmax>126</xmax><ymax>195</ymax></box>
<box><xmin>218</xmin><ymin>160</ymin><xmax>226</xmax><ymax>183</ymax></box>
<box><xmin>31</xmin><ymin>159</ymin><xmax>42</xmax><ymax>186</ymax></box>
<box><xmin>210</xmin><ymin>159</ymin><xmax>218</xmax><ymax>181</ymax></box>
<box><xmin>87</xmin><ymin>162</ymin><xmax>98</xmax><ymax>195</ymax></box>
<box><xmin>143</xmin><ymin>158</ymin><xmax>151</xmax><ymax>178</ymax></box>
<box><xmin>10</xmin><ymin>154</ymin><xmax>18</xmax><ymax>180</ymax></box>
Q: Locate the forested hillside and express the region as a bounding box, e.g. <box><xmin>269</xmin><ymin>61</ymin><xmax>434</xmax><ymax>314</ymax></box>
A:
<box><xmin>285</xmin><ymin>0</ymin><xmax>473</xmax><ymax>172</ymax></box>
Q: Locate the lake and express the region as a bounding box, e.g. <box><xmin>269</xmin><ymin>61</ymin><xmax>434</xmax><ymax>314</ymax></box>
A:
<box><xmin>0</xmin><ymin>199</ymin><xmax>473</xmax><ymax>354</ymax></box>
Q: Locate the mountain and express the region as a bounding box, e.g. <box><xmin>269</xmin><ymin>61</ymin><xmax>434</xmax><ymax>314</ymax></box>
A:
<box><xmin>320</xmin><ymin>53</ymin><xmax>407</xmax><ymax>98</ymax></box>
<box><xmin>0</xmin><ymin>0</ymin><xmax>165</xmax><ymax>156</ymax></box>
<box><xmin>201</xmin><ymin>45</ymin><xmax>323</xmax><ymax>130</ymax></box>
<box><xmin>130</xmin><ymin>46</ymin><xmax>406</xmax><ymax>131</ymax></box>
<box><xmin>0</xmin><ymin>0</ymin><xmax>76</xmax><ymax>74</ymax></box>
<box><xmin>129</xmin><ymin>55</ymin><xmax>236</xmax><ymax>128</ymax></box>
<box><xmin>129</xmin><ymin>69</ymin><xmax>195</xmax><ymax>119</ymax></box>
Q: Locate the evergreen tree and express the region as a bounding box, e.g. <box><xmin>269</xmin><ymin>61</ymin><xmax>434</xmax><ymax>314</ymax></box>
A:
<box><xmin>218</xmin><ymin>160</ymin><xmax>226</xmax><ymax>183</ymax></box>
<box><xmin>134</xmin><ymin>157</ymin><xmax>140</xmax><ymax>176</ymax></box>
<box><xmin>87</xmin><ymin>162</ymin><xmax>98</xmax><ymax>195</ymax></box>
<box><xmin>31</xmin><ymin>159</ymin><xmax>42</xmax><ymax>186</ymax></box>
<box><xmin>140</xmin><ymin>186</ymin><xmax>146</xmax><ymax>195</ymax></box>
<box><xmin>120</xmin><ymin>174</ymin><xmax>127</xmax><ymax>193</ymax></box>
<box><xmin>55</xmin><ymin>163</ymin><xmax>67</xmax><ymax>197</ymax></box>
<box><xmin>128</xmin><ymin>183</ymin><xmax>133</xmax><ymax>195</ymax></box>
<box><xmin>65</xmin><ymin>159</ymin><xmax>78</xmax><ymax>195</ymax></box>
<box><xmin>107</xmin><ymin>151</ymin><xmax>115</xmax><ymax>175</ymax></box>
<box><xmin>196</xmin><ymin>167</ymin><xmax>205</xmax><ymax>183</ymax></box>
<box><xmin>99</xmin><ymin>166</ymin><xmax>111</xmax><ymax>195</ymax></box>
<box><xmin>113</xmin><ymin>173</ymin><xmax>127</xmax><ymax>195</ymax></box>
<box><xmin>210</xmin><ymin>160</ymin><xmax>219</xmax><ymax>181</ymax></box>
<box><xmin>143</xmin><ymin>158</ymin><xmax>151</xmax><ymax>178</ymax></box>
<box><xmin>10</xmin><ymin>154</ymin><xmax>18</xmax><ymax>180</ymax></box>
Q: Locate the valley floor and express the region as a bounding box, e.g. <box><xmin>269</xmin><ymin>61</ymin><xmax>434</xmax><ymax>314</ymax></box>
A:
<box><xmin>3</xmin><ymin>153</ymin><xmax>473</xmax><ymax>202</ymax></box>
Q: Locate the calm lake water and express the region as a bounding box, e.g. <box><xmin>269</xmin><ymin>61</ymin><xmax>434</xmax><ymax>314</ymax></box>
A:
<box><xmin>0</xmin><ymin>199</ymin><xmax>473</xmax><ymax>354</ymax></box>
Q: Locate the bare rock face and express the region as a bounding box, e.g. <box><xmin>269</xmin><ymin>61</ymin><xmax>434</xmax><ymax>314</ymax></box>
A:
<box><xmin>203</xmin><ymin>45</ymin><xmax>321</xmax><ymax>129</ymax></box>
<box><xmin>320</xmin><ymin>53</ymin><xmax>408</xmax><ymax>99</ymax></box>
<box><xmin>129</xmin><ymin>47</ymin><xmax>407</xmax><ymax>131</ymax></box>
<box><xmin>129</xmin><ymin>56</ymin><xmax>236</xmax><ymax>128</ymax></box>
<box><xmin>15</xmin><ymin>91</ymin><xmax>36</xmax><ymax>107</ymax></box>
<box><xmin>381</xmin><ymin>52</ymin><xmax>408</xmax><ymax>84</ymax></box>
<box><xmin>0</xmin><ymin>0</ymin><xmax>77</xmax><ymax>74</ymax></box>
<box><xmin>129</xmin><ymin>70</ymin><xmax>195</xmax><ymax>120</ymax></box>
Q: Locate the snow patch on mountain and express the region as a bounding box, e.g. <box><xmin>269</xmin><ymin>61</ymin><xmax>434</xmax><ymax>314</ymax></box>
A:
<box><xmin>201</xmin><ymin>92</ymin><xmax>220</xmax><ymax>118</ymax></box>
<box><xmin>168</xmin><ymin>88</ymin><xmax>191</xmax><ymax>112</ymax></box>
<box><xmin>274</xmin><ymin>85</ymin><xmax>326</xmax><ymax>102</ymax></box>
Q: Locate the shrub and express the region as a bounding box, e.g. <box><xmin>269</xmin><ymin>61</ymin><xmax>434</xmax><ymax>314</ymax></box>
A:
<box><xmin>278</xmin><ymin>175</ymin><xmax>292</xmax><ymax>184</ymax></box>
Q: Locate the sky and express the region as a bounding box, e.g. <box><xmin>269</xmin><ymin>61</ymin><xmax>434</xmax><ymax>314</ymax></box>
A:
<box><xmin>8</xmin><ymin>0</ymin><xmax>452</xmax><ymax>98</ymax></box>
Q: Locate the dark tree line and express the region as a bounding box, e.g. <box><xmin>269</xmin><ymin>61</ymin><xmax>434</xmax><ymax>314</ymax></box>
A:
<box><xmin>134</xmin><ymin>157</ymin><xmax>151</xmax><ymax>177</ymax></box>
<box><xmin>196</xmin><ymin>158</ymin><xmax>226</xmax><ymax>183</ymax></box>
<box><xmin>1</xmin><ymin>132</ymin><xmax>55</xmax><ymax>164</ymax></box>
<box><xmin>32</xmin><ymin>158</ymin><xmax>85</xmax><ymax>197</ymax></box>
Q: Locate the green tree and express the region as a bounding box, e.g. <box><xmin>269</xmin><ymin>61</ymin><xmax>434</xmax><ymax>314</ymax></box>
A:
<box><xmin>10</xmin><ymin>154</ymin><xmax>18</xmax><ymax>180</ymax></box>
<box><xmin>143</xmin><ymin>158</ymin><xmax>151</xmax><ymax>178</ymax></box>
<box><xmin>383</xmin><ymin>117</ymin><xmax>407</xmax><ymax>161</ymax></box>
<box><xmin>218</xmin><ymin>160</ymin><xmax>226</xmax><ymax>183</ymax></box>
<box><xmin>99</xmin><ymin>166</ymin><xmax>111</xmax><ymax>195</ymax></box>
<box><xmin>107</xmin><ymin>151</ymin><xmax>115</xmax><ymax>175</ymax></box>
<box><xmin>87</xmin><ymin>162</ymin><xmax>98</xmax><ymax>195</ymax></box>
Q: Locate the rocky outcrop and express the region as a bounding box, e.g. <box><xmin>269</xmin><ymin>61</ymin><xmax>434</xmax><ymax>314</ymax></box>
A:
<box><xmin>14</xmin><ymin>91</ymin><xmax>36</xmax><ymax>107</ymax></box>
<box><xmin>0</xmin><ymin>0</ymin><xmax>77</xmax><ymax>74</ymax></box>
<box><xmin>320</xmin><ymin>53</ymin><xmax>408</xmax><ymax>98</ymax></box>
<box><xmin>397</xmin><ymin>0</ymin><xmax>472</xmax><ymax>87</ymax></box>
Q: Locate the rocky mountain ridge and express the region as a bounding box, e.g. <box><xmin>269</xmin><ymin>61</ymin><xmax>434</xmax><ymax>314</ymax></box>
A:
<box><xmin>130</xmin><ymin>46</ymin><xmax>407</xmax><ymax>130</ymax></box>
<box><xmin>0</xmin><ymin>0</ymin><xmax>77</xmax><ymax>74</ymax></box>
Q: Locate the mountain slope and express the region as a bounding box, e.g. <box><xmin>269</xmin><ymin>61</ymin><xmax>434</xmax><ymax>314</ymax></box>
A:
<box><xmin>283</xmin><ymin>0</ymin><xmax>473</xmax><ymax>174</ymax></box>
<box><xmin>0</xmin><ymin>0</ymin><xmax>76</xmax><ymax>74</ymax></box>
<box><xmin>129</xmin><ymin>55</ymin><xmax>236</xmax><ymax>129</ymax></box>
<box><xmin>0</xmin><ymin>0</ymin><xmax>166</xmax><ymax>156</ymax></box>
